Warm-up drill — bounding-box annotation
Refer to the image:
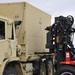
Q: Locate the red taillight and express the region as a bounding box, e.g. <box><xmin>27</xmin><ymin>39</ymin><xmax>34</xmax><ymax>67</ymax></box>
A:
<box><xmin>66</xmin><ymin>52</ymin><xmax>70</xmax><ymax>62</ymax></box>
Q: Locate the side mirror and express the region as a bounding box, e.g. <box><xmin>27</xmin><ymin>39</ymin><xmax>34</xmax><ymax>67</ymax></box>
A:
<box><xmin>15</xmin><ymin>21</ymin><xmax>22</xmax><ymax>27</ymax></box>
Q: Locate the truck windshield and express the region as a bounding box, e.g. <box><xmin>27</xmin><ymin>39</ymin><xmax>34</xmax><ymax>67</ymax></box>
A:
<box><xmin>0</xmin><ymin>21</ymin><xmax>5</xmax><ymax>39</ymax></box>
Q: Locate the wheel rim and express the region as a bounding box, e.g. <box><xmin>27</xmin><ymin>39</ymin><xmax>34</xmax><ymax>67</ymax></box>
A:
<box><xmin>9</xmin><ymin>74</ymin><xmax>15</xmax><ymax>75</ymax></box>
<box><xmin>61</xmin><ymin>72</ymin><xmax>73</xmax><ymax>75</ymax></box>
<box><xmin>48</xmin><ymin>61</ymin><xmax>53</xmax><ymax>75</ymax></box>
<box><xmin>40</xmin><ymin>69</ymin><xmax>45</xmax><ymax>75</ymax></box>
<box><xmin>40</xmin><ymin>63</ymin><xmax>46</xmax><ymax>75</ymax></box>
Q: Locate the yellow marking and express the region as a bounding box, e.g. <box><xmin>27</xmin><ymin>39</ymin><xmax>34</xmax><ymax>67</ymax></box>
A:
<box><xmin>66</xmin><ymin>62</ymin><xmax>70</xmax><ymax>64</ymax></box>
<box><xmin>56</xmin><ymin>36</ymin><xmax>59</xmax><ymax>43</ymax></box>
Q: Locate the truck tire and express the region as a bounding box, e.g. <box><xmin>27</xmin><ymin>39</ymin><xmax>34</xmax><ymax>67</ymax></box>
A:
<box><xmin>3</xmin><ymin>66</ymin><xmax>18</xmax><ymax>75</ymax></box>
<box><xmin>47</xmin><ymin>61</ymin><xmax>53</xmax><ymax>75</ymax></box>
<box><xmin>39</xmin><ymin>62</ymin><xmax>46</xmax><ymax>75</ymax></box>
<box><xmin>54</xmin><ymin>65</ymin><xmax>75</xmax><ymax>75</ymax></box>
<box><xmin>45</xmin><ymin>60</ymin><xmax>54</xmax><ymax>75</ymax></box>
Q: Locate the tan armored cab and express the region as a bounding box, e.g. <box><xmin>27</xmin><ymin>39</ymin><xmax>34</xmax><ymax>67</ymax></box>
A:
<box><xmin>0</xmin><ymin>2</ymin><xmax>51</xmax><ymax>61</ymax></box>
<box><xmin>0</xmin><ymin>16</ymin><xmax>23</xmax><ymax>75</ymax></box>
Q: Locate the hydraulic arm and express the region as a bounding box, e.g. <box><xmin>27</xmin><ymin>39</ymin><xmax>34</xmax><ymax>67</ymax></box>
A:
<box><xmin>46</xmin><ymin>15</ymin><xmax>75</xmax><ymax>68</ymax></box>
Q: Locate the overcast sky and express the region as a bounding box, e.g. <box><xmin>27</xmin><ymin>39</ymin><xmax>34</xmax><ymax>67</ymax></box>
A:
<box><xmin>0</xmin><ymin>0</ymin><xmax>75</xmax><ymax>23</ymax></box>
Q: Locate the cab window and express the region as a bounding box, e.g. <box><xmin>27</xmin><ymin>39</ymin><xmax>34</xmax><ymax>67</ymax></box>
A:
<box><xmin>11</xmin><ymin>25</ymin><xmax>14</xmax><ymax>40</ymax></box>
<box><xmin>0</xmin><ymin>21</ymin><xmax>5</xmax><ymax>39</ymax></box>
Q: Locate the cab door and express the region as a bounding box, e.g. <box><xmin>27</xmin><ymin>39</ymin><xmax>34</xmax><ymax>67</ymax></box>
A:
<box><xmin>0</xmin><ymin>20</ymin><xmax>9</xmax><ymax>64</ymax></box>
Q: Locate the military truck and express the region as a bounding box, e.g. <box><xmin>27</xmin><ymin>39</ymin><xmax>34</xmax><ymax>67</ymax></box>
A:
<box><xmin>0</xmin><ymin>2</ymin><xmax>53</xmax><ymax>75</ymax></box>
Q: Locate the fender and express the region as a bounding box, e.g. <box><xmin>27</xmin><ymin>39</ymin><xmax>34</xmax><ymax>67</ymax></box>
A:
<box><xmin>0</xmin><ymin>57</ymin><xmax>19</xmax><ymax>75</ymax></box>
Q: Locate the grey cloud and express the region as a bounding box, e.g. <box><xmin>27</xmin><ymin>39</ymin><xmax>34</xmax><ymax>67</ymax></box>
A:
<box><xmin>0</xmin><ymin>0</ymin><xmax>75</xmax><ymax>22</ymax></box>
